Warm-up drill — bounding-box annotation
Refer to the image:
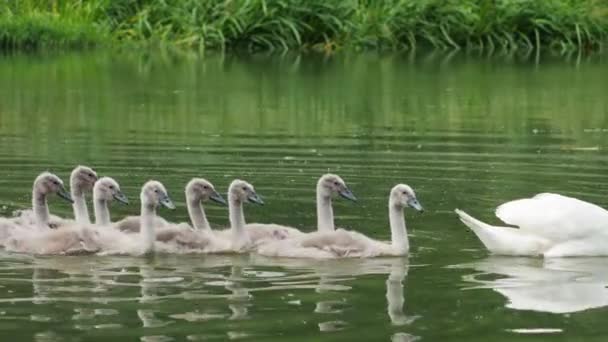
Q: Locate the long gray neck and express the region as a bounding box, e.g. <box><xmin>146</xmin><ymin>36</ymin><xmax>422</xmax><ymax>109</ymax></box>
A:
<box><xmin>316</xmin><ymin>186</ymin><xmax>334</xmax><ymax>232</ymax></box>
<box><xmin>389</xmin><ymin>201</ymin><xmax>408</xmax><ymax>253</ymax></box>
<box><xmin>72</xmin><ymin>188</ymin><xmax>90</xmax><ymax>224</ymax></box>
<box><xmin>140</xmin><ymin>202</ymin><xmax>156</xmax><ymax>254</ymax></box>
<box><xmin>229</xmin><ymin>197</ymin><xmax>246</xmax><ymax>233</ymax></box>
<box><xmin>228</xmin><ymin>193</ymin><xmax>250</xmax><ymax>249</ymax></box>
<box><xmin>94</xmin><ymin>198</ymin><xmax>111</xmax><ymax>226</ymax></box>
<box><xmin>187</xmin><ymin>197</ymin><xmax>210</xmax><ymax>230</ymax></box>
<box><xmin>32</xmin><ymin>188</ymin><xmax>50</xmax><ymax>228</ymax></box>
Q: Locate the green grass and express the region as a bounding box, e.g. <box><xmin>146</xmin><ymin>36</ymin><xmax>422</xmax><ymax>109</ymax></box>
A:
<box><xmin>0</xmin><ymin>0</ymin><xmax>109</xmax><ymax>50</ymax></box>
<box><xmin>1</xmin><ymin>0</ymin><xmax>607</xmax><ymax>52</ymax></box>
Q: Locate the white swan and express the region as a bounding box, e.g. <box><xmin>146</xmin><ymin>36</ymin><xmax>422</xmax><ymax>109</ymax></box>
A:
<box><xmin>12</xmin><ymin>166</ymin><xmax>97</xmax><ymax>228</ymax></box>
<box><xmin>218</xmin><ymin>179</ymin><xmax>264</xmax><ymax>251</ymax></box>
<box><xmin>243</xmin><ymin>174</ymin><xmax>357</xmax><ymax>240</ymax></box>
<box><xmin>314</xmin><ymin>173</ymin><xmax>357</xmax><ymax>232</ymax></box>
<box><xmin>91</xmin><ymin>180</ymin><xmax>176</xmax><ymax>256</ymax></box>
<box><xmin>138</xmin><ymin>180</ymin><xmax>176</xmax><ymax>254</ymax></box>
<box><xmin>107</xmin><ymin>178</ymin><xmax>229</xmax><ymax>253</ymax></box>
<box><xmin>1</xmin><ymin>172</ymin><xmax>73</xmax><ymax>248</ymax></box>
<box><xmin>184</xmin><ymin>178</ymin><xmax>227</xmax><ymax>230</ymax></box>
<box><xmin>3</xmin><ymin>176</ymin><xmax>128</xmax><ymax>255</ymax></box>
<box><xmin>70</xmin><ymin>165</ymin><xmax>99</xmax><ymax>224</ymax></box>
<box><xmin>26</xmin><ymin>172</ymin><xmax>74</xmax><ymax>229</ymax></box>
<box><xmin>256</xmin><ymin>184</ymin><xmax>423</xmax><ymax>258</ymax></box>
<box><xmin>92</xmin><ymin>177</ymin><xmax>129</xmax><ymax>226</ymax></box>
<box><xmin>143</xmin><ymin>178</ymin><xmax>234</xmax><ymax>253</ymax></box>
<box><xmin>455</xmin><ymin>192</ymin><xmax>608</xmax><ymax>257</ymax></box>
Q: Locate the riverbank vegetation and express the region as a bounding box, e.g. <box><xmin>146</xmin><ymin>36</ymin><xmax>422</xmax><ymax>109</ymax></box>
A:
<box><xmin>1</xmin><ymin>0</ymin><xmax>607</xmax><ymax>53</ymax></box>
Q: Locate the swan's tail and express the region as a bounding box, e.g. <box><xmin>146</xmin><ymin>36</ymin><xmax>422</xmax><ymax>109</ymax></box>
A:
<box><xmin>455</xmin><ymin>209</ymin><xmax>493</xmax><ymax>232</ymax></box>
<box><xmin>454</xmin><ymin>209</ymin><xmax>548</xmax><ymax>256</ymax></box>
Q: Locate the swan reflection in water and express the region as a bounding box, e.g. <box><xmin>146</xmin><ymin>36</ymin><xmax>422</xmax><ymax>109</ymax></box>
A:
<box><xmin>249</xmin><ymin>255</ymin><xmax>418</xmax><ymax>330</ymax></box>
<box><xmin>6</xmin><ymin>252</ymin><xmax>419</xmax><ymax>339</ymax></box>
<box><xmin>456</xmin><ymin>256</ymin><xmax>608</xmax><ymax>314</ymax></box>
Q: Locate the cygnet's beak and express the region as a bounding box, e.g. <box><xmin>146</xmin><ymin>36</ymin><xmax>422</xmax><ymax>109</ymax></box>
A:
<box><xmin>247</xmin><ymin>192</ymin><xmax>264</xmax><ymax>205</ymax></box>
<box><xmin>57</xmin><ymin>186</ymin><xmax>74</xmax><ymax>203</ymax></box>
<box><xmin>209</xmin><ymin>190</ymin><xmax>227</xmax><ymax>206</ymax></box>
<box><xmin>407</xmin><ymin>198</ymin><xmax>424</xmax><ymax>213</ymax></box>
<box><xmin>113</xmin><ymin>191</ymin><xmax>129</xmax><ymax>205</ymax></box>
<box><xmin>160</xmin><ymin>194</ymin><xmax>176</xmax><ymax>209</ymax></box>
<box><xmin>338</xmin><ymin>188</ymin><xmax>357</xmax><ymax>202</ymax></box>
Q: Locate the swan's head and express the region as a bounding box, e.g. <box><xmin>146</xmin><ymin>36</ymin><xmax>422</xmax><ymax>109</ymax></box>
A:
<box><xmin>390</xmin><ymin>184</ymin><xmax>423</xmax><ymax>212</ymax></box>
<box><xmin>228</xmin><ymin>179</ymin><xmax>264</xmax><ymax>205</ymax></box>
<box><xmin>70</xmin><ymin>165</ymin><xmax>98</xmax><ymax>193</ymax></box>
<box><xmin>34</xmin><ymin>172</ymin><xmax>73</xmax><ymax>203</ymax></box>
<box><xmin>186</xmin><ymin>178</ymin><xmax>227</xmax><ymax>205</ymax></box>
<box><xmin>317</xmin><ymin>174</ymin><xmax>357</xmax><ymax>202</ymax></box>
<box><xmin>141</xmin><ymin>180</ymin><xmax>175</xmax><ymax>209</ymax></box>
<box><xmin>94</xmin><ymin>177</ymin><xmax>129</xmax><ymax>205</ymax></box>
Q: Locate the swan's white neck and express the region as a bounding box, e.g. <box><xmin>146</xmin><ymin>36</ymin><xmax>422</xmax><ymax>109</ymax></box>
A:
<box><xmin>71</xmin><ymin>187</ymin><xmax>90</xmax><ymax>225</ymax></box>
<box><xmin>316</xmin><ymin>184</ymin><xmax>334</xmax><ymax>232</ymax></box>
<box><xmin>32</xmin><ymin>188</ymin><xmax>50</xmax><ymax>228</ymax></box>
<box><xmin>389</xmin><ymin>201</ymin><xmax>409</xmax><ymax>254</ymax></box>
<box><xmin>140</xmin><ymin>202</ymin><xmax>156</xmax><ymax>254</ymax></box>
<box><xmin>229</xmin><ymin>193</ymin><xmax>249</xmax><ymax>248</ymax></box>
<box><xmin>187</xmin><ymin>197</ymin><xmax>210</xmax><ymax>230</ymax></box>
<box><xmin>94</xmin><ymin>198</ymin><xmax>111</xmax><ymax>226</ymax></box>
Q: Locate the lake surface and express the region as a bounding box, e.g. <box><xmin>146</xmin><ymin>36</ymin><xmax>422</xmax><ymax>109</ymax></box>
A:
<box><xmin>0</xmin><ymin>51</ymin><xmax>607</xmax><ymax>341</ymax></box>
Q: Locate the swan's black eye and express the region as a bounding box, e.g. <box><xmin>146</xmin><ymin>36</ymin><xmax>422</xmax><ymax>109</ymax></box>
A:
<box><xmin>109</xmin><ymin>185</ymin><xmax>114</xmax><ymax>190</ymax></box>
<box><xmin>154</xmin><ymin>189</ymin><xmax>159</xmax><ymax>193</ymax></box>
<box><xmin>242</xmin><ymin>187</ymin><xmax>247</xmax><ymax>191</ymax></box>
<box><xmin>88</xmin><ymin>173</ymin><xmax>94</xmax><ymax>177</ymax></box>
<box><xmin>52</xmin><ymin>181</ymin><xmax>59</xmax><ymax>185</ymax></box>
<box><xmin>402</xmin><ymin>191</ymin><xmax>407</xmax><ymax>195</ymax></box>
<box><xmin>333</xmin><ymin>182</ymin><xmax>339</xmax><ymax>186</ymax></box>
<box><xmin>203</xmin><ymin>185</ymin><xmax>209</xmax><ymax>189</ymax></box>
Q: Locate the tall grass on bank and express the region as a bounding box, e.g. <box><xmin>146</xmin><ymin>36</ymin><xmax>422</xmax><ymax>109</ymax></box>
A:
<box><xmin>0</xmin><ymin>0</ymin><xmax>109</xmax><ymax>50</ymax></box>
<box><xmin>1</xmin><ymin>0</ymin><xmax>607</xmax><ymax>52</ymax></box>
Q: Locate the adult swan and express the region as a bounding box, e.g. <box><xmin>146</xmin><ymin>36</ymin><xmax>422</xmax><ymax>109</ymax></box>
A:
<box><xmin>455</xmin><ymin>193</ymin><xmax>608</xmax><ymax>257</ymax></box>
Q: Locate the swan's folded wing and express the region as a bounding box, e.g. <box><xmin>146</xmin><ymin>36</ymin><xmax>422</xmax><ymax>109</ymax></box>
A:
<box><xmin>244</xmin><ymin>223</ymin><xmax>306</xmax><ymax>241</ymax></box>
<box><xmin>496</xmin><ymin>193</ymin><xmax>608</xmax><ymax>241</ymax></box>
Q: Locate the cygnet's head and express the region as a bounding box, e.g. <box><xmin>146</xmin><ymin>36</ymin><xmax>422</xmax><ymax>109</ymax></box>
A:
<box><xmin>317</xmin><ymin>173</ymin><xmax>357</xmax><ymax>202</ymax></box>
<box><xmin>186</xmin><ymin>178</ymin><xmax>227</xmax><ymax>205</ymax></box>
<box><xmin>228</xmin><ymin>179</ymin><xmax>264</xmax><ymax>205</ymax></box>
<box><xmin>70</xmin><ymin>165</ymin><xmax>98</xmax><ymax>193</ymax></box>
<box><xmin>94</xmin><ymin>177</ymin><xmax>129</xmax><ymax>205</ymax></box>
<box><xmin>390</xmin><ymin>184</ymin><xmax>423</xmax><ymax>212</ymax></box>
<box><xmin>140</xmin><ymin>180</ymin><xmax>175</xmax><ymax>209</ymax></box>
<box><xmin>34</xmin><ymin>172</ymin><xmax>73</xmax><ymax>203</ymax></box>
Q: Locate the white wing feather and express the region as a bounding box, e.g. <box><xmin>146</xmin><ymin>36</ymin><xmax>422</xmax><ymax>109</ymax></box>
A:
<box><xmin>496</xmin><ymin>193</ymin><xmax>608</xmax><ymax>243</ymax></box>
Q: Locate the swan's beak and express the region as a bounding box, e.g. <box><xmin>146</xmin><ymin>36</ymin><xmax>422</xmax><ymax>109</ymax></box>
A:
<box><xmin>113</xmin><ymin>191</ymin><xmax>129</xmax><ymax>205</ymax></box>
<box><xmin>338</xmin><ymin>188</ymin><xmax>357</xmax><ymax>202</ymax></box>
<box><xmin>408</xmin><ymin>198</ymin><xmax>424</xmax><ymax>213</ymax></box>
<box><xmin>247</xmin><ymin>192</ymin><xmax>264</xmax><ymax>205</ymax></box>
<box><xmin>57</xmin><ymin>186</ymin><xmax>74</xmax><ymax>203</ymax></box>
<box><xmin>210</xmin><ymin>190</ymin><xmax>227</xmax><ymax>206</ymax></box>
<box><xmin>160</xmin><ymin>194</ymin><xmax>176</xmax><ymax>209</ymax></box>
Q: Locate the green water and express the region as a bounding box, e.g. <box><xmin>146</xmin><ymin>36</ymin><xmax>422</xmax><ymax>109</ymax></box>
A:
<box><xmin>0</xmin><ymin>51</ymin><xmax>607</xmax><ymax>341</ymax></box>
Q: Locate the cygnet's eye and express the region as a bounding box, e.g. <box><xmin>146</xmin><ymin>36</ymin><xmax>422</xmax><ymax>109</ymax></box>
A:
<box><xmin>402</xmin><ymin>191</ymin><xmax>407</xmax><ymax>195</ymax></box>
<box><xmin>154</xmin><ymin>189</ymin><xmax>159</xmax><ymax>193</ymax></box>
<box><xmin>242</xmin><ymin>186</ymin><xmax>247</xmax><ymax>191</ymax></box>
<box><xmin>109</xmin><ymin>185</ymin><xmax>115</xmax><ymax>190</ymax></box>
<box><xmin>333</xmin><ymin>181</ymin><xmax>339</xmax><ymax>186</ymax></box>
<box><xmin>52</xmin><ymin>180</ymin><xmax>59</xmax><ymax>186</ymax></box>
<box><xmin>203</xmin><ymin>185</ymin><xmax>209</xmax><ymax>190</ymax></box>
<box><xmin>88</xmin><ymin>173</ymin><xmax>95</xmax><ymax>178</ymax></box>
